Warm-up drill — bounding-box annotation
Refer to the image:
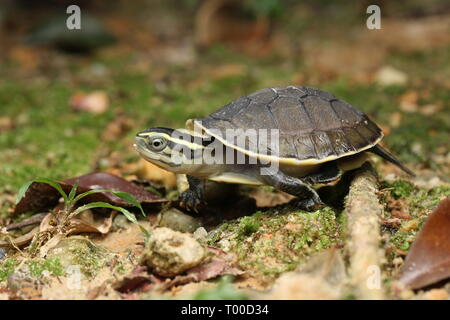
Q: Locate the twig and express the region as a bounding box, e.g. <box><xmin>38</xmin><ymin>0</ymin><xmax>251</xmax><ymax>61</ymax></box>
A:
<box><xmin>5</xmin><ymin>213</ymin><xmax>46</xmax><ymax>231</ymax></box>
<box><xmin>345</xmin><ymin>162</ymin><xmax>385</xmax><ymax>300</ymax></box>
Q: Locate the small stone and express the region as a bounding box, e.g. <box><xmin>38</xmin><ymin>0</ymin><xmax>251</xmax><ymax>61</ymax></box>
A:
<box><xmin>7</xmin><ymin>267</ymin><xmax>40</xmax><ymax>293</ymax></box>
<box><xmin>158</xmin><ymin>208</ymin><xmax>202</xmax><ymax>233</ymax></box>
<box><xmin>193</xmin><ymin>227</ymin><xmax>208</xmax><ymax>240</ymax></box>
<box><xmin>0</xmin><ymin>248</ymin><xmax>6</xmax><ymax>260</ymax></box>
<box><xmin>140</xmin><ymin>227</ymin><xmax>207</xmax><ymax>277</ymax></box>
<box><xmin>113</xmin><ymin>214</ymin><xmax>129</xmax><ymax>230</ymax></box>
<box><xmin>217</xmin><ymin>239</ymin><xmax>231</xmax><ymax>252</ymax></box>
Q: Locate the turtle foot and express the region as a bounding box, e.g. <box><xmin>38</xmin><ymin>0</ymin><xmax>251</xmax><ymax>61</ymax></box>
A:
<box><xmin>179</xmin><ymin>189</ymin><xmax>202</xmax><ymax>212</ymax></box>
<box><xmin>295</xmin><ymin>195</ymin><xmax>325</xmax><ymax>212</ymax></box>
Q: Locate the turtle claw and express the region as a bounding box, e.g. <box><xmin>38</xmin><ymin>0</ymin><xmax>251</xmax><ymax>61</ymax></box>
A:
<box><xmin>295</xmin><ymin>196</ymin><xmax>325</xmax><ymax>212</ymax></box>
<box><xmin>179</xmin><ymin>190</ymin><xmax>202</xmax><ymax>212</ymax></box>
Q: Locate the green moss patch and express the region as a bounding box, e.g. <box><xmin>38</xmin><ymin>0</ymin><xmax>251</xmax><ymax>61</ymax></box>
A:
<box><xmin>383</xmin><ymin>181</ymin><xmax>450</xmax><ymax>254</ymax></box>
<box><xmin>209</xmin><ymin>206</ymin><xmax>341</xmax><ymax>284</ymax></box>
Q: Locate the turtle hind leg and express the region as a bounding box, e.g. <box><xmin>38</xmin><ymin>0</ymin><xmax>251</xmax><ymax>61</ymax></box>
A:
<box><xmin>260</xmin><ymin>167</ymin><xmax>324</xmax><ymax>211</ymax></box>
<box><xmin>317</xmin><ymin>171</ymin><xmax>354</xmax><ymax>210</ymax></box>
<box><xmin>302</xmin><ymin>161</ymin><xmax>342</xmax><ymax>185</ymax></box>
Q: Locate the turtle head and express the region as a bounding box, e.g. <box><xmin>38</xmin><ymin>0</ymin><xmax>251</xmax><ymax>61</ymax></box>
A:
<box><xmin>134</xmin><ymin>127</ymin><xmax>209</xmax><ymax>174</ymax></box>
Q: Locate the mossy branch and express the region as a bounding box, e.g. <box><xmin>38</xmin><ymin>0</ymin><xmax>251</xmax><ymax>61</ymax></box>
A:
<box><xmin>345</xmin><ymin>162</ymin><xmax>385</xmax><ymax>300</ymax></box>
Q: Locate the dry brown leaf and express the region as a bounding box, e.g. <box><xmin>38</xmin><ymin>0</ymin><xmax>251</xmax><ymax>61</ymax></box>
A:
<box><xmin>15</xmin><ymin>172</ymin><xmax>166</xmax><ymax>215</ymax></box>
<box><xmin>125</xmin><ymin>159</ymin><xmax>177</xmax><ymax>188</ymax></box>
<box><xmin>67</xmin><ymin>211</ymin><xmax>117</xmax><ymax>235</ymax></box>
<box><xmin>399</xmin><ymin>197</ymin><xmax>450</xmax><ymax>289</ymax></box>
<box><xmin>388</xmin><ymin>199</ymin><xmax>411</xmax><ymax>220</ymax></box>
<box><xmin>0</xmin><ymin>226</ymin><xmax>40</xmax><ymax>248</ymax></box>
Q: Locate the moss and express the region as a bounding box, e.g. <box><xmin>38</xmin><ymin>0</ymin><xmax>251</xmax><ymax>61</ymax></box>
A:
<box><xmin>0</xmin><ymin>258</ymin><xmax>18</xmax><ymax>282</ymax></box>
<box><xmin>71</xmin><ymin>245</ymin><xmax>109</xmax><ymax>278</ymax></box>
<box><xmin>210</xmin><ymin>206</ymin><xmax>341</xmax><ymax>283</ymax></box>
<box><xmin>236</xmin><ymin>214</ymin><xmax>262</xmax><ymax>238</ymax></box>
<box><xmin>115</xmin><ymin>262</ymin><xmax>126</xmax><ymax>275</ymax></box>
<box><xmin>384</xmin><ymin>183</ymin><xmax>450</xmax><ymax>253</ymax></box>
<box><xmin>47</xmin><ymin>237</ymin><xmax>111</xmax><ymax>278</ymax></box>
<box><xmin>382</xmin><ymin>180</ymin><xmax>415</xmax><ymax>199</ymax></box>
<box><xmin>27</xmin><ymin>258</ymin><xmax>64</xmax><ymax>277</ymax></box>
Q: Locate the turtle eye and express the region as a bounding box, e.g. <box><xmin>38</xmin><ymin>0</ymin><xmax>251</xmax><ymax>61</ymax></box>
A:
<box><xmin>148</xmin><ymin>137</ymin><xmax>167</xmax><ymax>152</ymax></box>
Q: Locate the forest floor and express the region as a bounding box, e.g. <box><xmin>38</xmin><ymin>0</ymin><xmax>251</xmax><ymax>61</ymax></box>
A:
<box><xmin>0</xmin><ymin>1</ymin><xmax>449</xmax><ymax>300</ymax></box>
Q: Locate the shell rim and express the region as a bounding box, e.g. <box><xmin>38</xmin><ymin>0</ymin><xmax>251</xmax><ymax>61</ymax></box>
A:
<box><xmin>186</xmin><ymin>119</ymin><xmax>384</xmax><ymax>166</ymax></box>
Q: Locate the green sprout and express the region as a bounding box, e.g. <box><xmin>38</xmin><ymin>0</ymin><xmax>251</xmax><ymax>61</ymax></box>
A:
<box><xmin>16</xmin><ymin>178</ymin><xmax>150</xmax><ymax>240</ymax></box>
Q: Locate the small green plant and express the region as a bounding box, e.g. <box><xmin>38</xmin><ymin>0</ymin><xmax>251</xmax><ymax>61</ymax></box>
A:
<box><xmin>16</xmin><ymin>178</ymin><xmax>150</xmax><ymax>240</ymax></box>
<box><xmin>0</xmin><ymin>258</ymin><xmax>18</xmax><ymax>281</ymax></box>
<box><xmin>28</xmin><ymin>257</ymin><xmax>64</xmax><ymax>277</ymax></box>
<box><xmin>237</xmin><ymin>215</ymin><xmax>261</xmax><ymax>238</ymax></box>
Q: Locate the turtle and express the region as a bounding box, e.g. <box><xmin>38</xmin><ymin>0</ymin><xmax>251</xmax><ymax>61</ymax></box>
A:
<box><xmin>134</xmin><ymin>85</ymin><xmax>414</xmax><ymax>211</ymax></box>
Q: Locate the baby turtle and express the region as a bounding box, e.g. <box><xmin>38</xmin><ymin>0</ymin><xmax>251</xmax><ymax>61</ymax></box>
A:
<box><xmin>135</xmin><ymin>86</ymin><xmax>413</xmax><ymax>210</ymax></box>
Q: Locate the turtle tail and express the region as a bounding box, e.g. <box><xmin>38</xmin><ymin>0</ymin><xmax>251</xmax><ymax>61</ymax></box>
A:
<box><xmin>369</xmin><ymin>145</ymin><xmax>415</xmax><ymax>176</ymax></box>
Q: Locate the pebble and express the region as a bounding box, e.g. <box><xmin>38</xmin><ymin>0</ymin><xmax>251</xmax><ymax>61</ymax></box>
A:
<box><xmin>140</xmin><ymin>227</ymin><xmax>207</xmax><ymax>277</ymax></box>
<box><xmin>158</xmin><ymin>208</ymin><xmax>202</xmax><ymax>233</ymax></box>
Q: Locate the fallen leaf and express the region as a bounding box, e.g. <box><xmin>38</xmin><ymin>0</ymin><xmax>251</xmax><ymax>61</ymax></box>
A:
<box><xmin>113</xmin><ymin>247</ymin><xmax>242</xmax><ymax>294</ymax></box>
<box><xmin>162</xmin><ymin>256</ymin><xmax>242</xmax><ymax>289</ymax></box>
<box><xmin>5</xmin><ymin>213</ymin><xmax>47</xmax><ymax>231</ymax></box>
<box><xmin>388</xmin><ymin>199</ymin><xmax>411</xmax><ymax>220</ymax></box>
<box><xmin>113</xmin><ymin>266</ymin><xmax>162</xmax><ymax>294</ymax></box>
<box><xmin>398</xmin><ymin>197</ymin><xmax>450</xmax><ymax>289</ymax></box>
<box><xmin>0</xmin><ymin>226</ymin><xmax>40</xmax><ymax>248</ymax></box>
<box><xmin>67</xmin><ymin>211</ymin><xmax>117</xmax><ymax>235</ymax></box>
<box><xmin>124</xmin><ymin>159</ymin><xmax>177</xmax><ymax>188</ymax></box>
<box><xmin>14</xmin><ymin>172</ymin><xmax>166</xmax><ymax>215</ymax></box>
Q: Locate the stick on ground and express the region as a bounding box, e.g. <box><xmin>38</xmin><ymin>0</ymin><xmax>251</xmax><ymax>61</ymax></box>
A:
<box><xmin>345</xmin><ymin>162</ymin><xmax>384</xmax><ymax>300</ymax></box>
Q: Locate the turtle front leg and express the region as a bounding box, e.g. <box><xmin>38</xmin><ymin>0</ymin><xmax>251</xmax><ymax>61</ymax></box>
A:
<box><xmin>260</xmin><ymin>168</ymin><xmax>324</xmax><ymax>211</ymax></box>
<box><xmin>179</xmin><ymin>175</ymin><xmax>204</xmax><ymax>212</ymax></box>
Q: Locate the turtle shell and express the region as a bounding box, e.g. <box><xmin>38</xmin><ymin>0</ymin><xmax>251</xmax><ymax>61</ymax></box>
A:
<box><xmin>187</xmin><ymin>86</ymin><xmax>383</xmax><ymax>165</ymax></box>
